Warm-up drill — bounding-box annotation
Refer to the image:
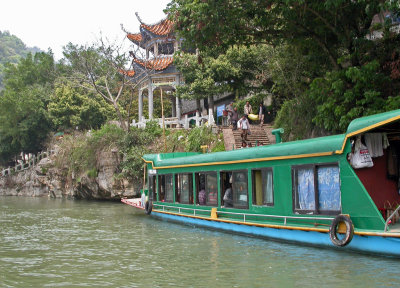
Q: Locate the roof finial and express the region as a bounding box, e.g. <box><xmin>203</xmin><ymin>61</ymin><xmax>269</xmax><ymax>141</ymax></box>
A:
<box><xmin>135</xmin><ymin>12</ymin><xmax>143</xmax><ymax>24</ymax></box>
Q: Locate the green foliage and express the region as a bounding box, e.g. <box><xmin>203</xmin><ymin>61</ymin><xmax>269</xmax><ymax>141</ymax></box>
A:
<box><xmin>309</xmin><ymin>60</ymin><xmax>392</xmax><ymax>133</ymax></box>
<box><xmin>56</xmin><ymin>124</ymin><xmax>125</xmax><ymax>180</ymax></box>
<box><xmin>0</xmin><ymin>51</ymin><xmax>56</xmax><ymax>163</ymax></box>
<box><xmin>62</xmin><ymin>43</ymin><xmax>130</xmax><ymax>130</ymax></box>
<box><xmin>144</xmin><ymin>120</ymin><xmax>163</xmax><ymax>137</ymax></box>
<box><xmin>48</xmin><ymin>81</ymin><xmax>114</xmax><ymax>130</ymax></box>
<box><xmin>3</xmin><ymin>51</ymin><xmax>56</xmax><ymax>91</ymax></box>
<box><xmin>185</xmin><ymin>126</ymin><xmax>216</xmax><ymax>152</ymax></box>
<box><xmin>0</xmin><ymin>30</ymin><xmax>42</xmax><ymax>89</ymax></box>
<box><xmin>174</xmin><ymin>45</ymin><xmax>271</xmax><ymax>101</ymax></box>
<box><xmin>0</xmin><ymin>84</ymin><xmax>52</xmax><ymax>162</ymax></box>
<box><xmin>234</xmin><ymin>93</ymin><xmax>268</xmax><ymax>115</ymax></box>
<box><xmin>211</xmin><ymin>134</ymin><xmax>225</xmax><ymax>152</ymax></box>
<box><xmin>56</xmin><ymin>133</ymin><xmax>96</xmax><ymax>177</ymax></box>
<box><xmin>168</xmin><ymin>0</ymin><xmax>393</xmax><ymax>69</ymax></box>
<box><xmin>274</xmin><ymin>94</ymin><xmax>318</xmax><ymax>141</ymax></box>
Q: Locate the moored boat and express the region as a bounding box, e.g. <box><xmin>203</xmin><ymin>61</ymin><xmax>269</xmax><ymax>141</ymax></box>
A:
<box><xmin>123</xmin><ymin>109</ymin><xmax>400</xmax><ymax>257</ymax></box>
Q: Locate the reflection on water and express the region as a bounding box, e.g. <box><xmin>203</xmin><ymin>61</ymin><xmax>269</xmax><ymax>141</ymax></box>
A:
<box><xmin>1</xmin><ymin>196</ymin><xmax>400</xmax><ymax>287</ymax></box>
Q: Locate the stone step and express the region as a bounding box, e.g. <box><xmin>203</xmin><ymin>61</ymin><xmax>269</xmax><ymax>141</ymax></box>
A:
<box><xmin>226</xmin><ymin>124</ymin><xmax>271</xmax><ymax>149</ymax></box>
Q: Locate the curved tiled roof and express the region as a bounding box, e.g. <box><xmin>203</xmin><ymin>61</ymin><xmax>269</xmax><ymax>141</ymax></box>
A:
<box><xmin>119</xmin><ymin>69</ymin><xmax>136</xmax><ymax>77</ymax></box>
<box><xmin>141</xmin><ymin>18</ymin><xmax>173</xmax><ymax>36</ymax></box>
<box><xmin>127</xmin><ymin>33</ymin><xmax>142</xmax><ymax>43</ymax></box>
<box><xmin>133</xmin><ymin>56</ymin><xmax>174</xmax><ymax>71</ymax></box>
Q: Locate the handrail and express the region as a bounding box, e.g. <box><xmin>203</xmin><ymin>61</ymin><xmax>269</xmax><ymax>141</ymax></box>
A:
<box><xmin>153</xmin><ymin>203</ymin><xmax>334</xmax><ymax>225</ymax></box>
<box><xmin>384</xmin><ymin>204</ymin><xmax>400</xmax><ymax>232</ymax></box>
<box><xmin>1</xmin><ymin>149</ymin><xmax>55</xmax><ymax>177</ymax></box>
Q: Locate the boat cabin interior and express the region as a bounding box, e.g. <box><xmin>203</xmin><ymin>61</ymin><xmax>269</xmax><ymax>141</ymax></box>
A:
<box><xmin>349</xmin><ymin>120</ymin><xmax>400</xmax><ymax>230</ymax></box>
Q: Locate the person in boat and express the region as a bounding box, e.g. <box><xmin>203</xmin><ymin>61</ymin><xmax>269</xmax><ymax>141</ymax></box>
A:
<box><xmin>239</xmin><ymin>115</ymin><xmax>250</xmax><ymax>141</ymax></box>
<box><xmin>208</xmin><ymin>184</ymin><xmax>218</xmax><ymax>205</ymax></box>
<box><xmin>241</xmin><ymin>140</ymin><xmax>247</xmax><ymax>148</ymax></box>
<box><xmin>223</xmin><ymin>186</ymin><xmax>233</xmax><ymax>207</ymax></box>
<box><xmin>198</xmin><ymin>188</ymin><xmax>206</xmax><ymax>205</ymax></box>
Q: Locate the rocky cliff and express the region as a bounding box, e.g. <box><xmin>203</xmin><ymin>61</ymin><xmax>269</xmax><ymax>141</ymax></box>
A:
<box><xmin>0</xmin><ymin>147</ymin><xmax>137</xmax><ymax>200</ymax></box>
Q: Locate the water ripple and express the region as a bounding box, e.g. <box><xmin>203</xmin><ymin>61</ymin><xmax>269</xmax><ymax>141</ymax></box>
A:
<box><xmin>1</xmin><ymin>196</ymin><xmax>400</xmax><ymax>287</ymax></box>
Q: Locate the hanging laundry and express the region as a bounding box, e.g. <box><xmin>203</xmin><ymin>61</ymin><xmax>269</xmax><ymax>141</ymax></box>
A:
<box><xmin>365</xmin><ymin>133</ymin><xmax>384</xmax><ymax>157</ymax></box>
<box><xmin>383</xmin><ymin>133</ymin><xmax>390</xmax><ymax>149</ymax></box>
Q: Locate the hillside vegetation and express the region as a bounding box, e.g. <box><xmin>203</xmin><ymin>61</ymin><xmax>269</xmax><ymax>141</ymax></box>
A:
<box><xmin>0</xmin><ymin>30</ymin><xmax>41</xmax><ymax>89</ymax></box>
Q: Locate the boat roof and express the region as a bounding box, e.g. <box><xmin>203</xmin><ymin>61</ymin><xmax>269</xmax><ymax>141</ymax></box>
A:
<box><xmin>143</xmin><ymin>109</ymin><xmax>400</xmax><ymax>169</ymax></box>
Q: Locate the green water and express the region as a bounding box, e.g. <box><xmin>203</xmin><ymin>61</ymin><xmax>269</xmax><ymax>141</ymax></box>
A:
<box><xmin>1</xmin><ymin>197</ymin><xmax>400</xmax><ymax>288</ymax></box>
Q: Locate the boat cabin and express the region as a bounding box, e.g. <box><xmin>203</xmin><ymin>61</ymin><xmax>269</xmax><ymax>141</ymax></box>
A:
<box><xmin>143</xmin><ymin>110</ymin><xmax>400</xmax><ymax>233</ymax></box>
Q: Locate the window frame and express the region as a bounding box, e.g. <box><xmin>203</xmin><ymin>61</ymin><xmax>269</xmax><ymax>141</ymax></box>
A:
<box><xmin>220</xmin><ymin>169</ymin><xmax>249</xmax><ymax>209</ymax></box>
<box><xmin>175</xmin><ymin>173</ymin><xmax>193</xmax><ymax>204</ymax></box>
<box><xmin>251</xmin><ymin>168</ymin><xmax>274</xmax><ymax>207</ymax></box>
<box><xmin>148</xmin><ymin>175</ymin><xmax>157</xmax><ymax>201</ymax></box>
<box><xmin>292</xmin><ymin>163</ymin><xmax>341</xmax><ymax>215</ymax></box>
<box><xmin>158</xmin><ymin>174</ymin><xmax>174</xmax><ymax>203</ymax></box>
<box><xmin>195</xmin><ymin>171</ymin><xmax>218</xmax><ymax>207</ymax></box>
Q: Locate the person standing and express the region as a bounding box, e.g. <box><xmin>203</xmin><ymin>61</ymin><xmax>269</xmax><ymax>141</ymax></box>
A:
<box><xmin>226</xmin><ymin>102</ymin><xmax>233</xmax><ymax>126</ymax></box>
<box><xmin>243</xmin><ymin>101</ymin><xmax>253</xmax><ymax>123</ymax></box>
<box><xmin>238</xmin><ymin>115</ymin><xmax>250</xmax><ymax>141</ymax></box>
<box><xmin>244</xmin><ymin>101</ymin><xmax>252</xmax><ymax>117</ymax></box>
<box><xmin>229</xmin><ymin>107</ymin><xmax>239</xmax><ymax>130</ymax></box>
<box><xmin>258</xmin><ymin>102</ymin><xmax>266</xmax><ymax>126</ymax></box>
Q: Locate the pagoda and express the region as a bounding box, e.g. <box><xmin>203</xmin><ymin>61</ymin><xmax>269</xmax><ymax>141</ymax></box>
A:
<box><xmin>123</xmin><ymin>14</ymin><xmax>183</xmax><ymax>121</ymax></box>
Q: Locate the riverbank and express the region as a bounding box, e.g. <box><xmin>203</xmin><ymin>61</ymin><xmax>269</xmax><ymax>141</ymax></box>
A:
<box><xmin>0</xmin><ymin>145</ymin><xmax>135</xmax><ymax>199</ymax></box>
<box><xmin>0</xmin><ymin>124</ymin><xmax>223</xmax><ymax>200</ymax></box>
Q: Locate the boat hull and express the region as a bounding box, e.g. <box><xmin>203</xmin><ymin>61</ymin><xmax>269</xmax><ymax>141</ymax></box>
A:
<box><xmin>152</xmin><ymin>210</ymin><xmax>400</xmax><ymax>257</ymax></box>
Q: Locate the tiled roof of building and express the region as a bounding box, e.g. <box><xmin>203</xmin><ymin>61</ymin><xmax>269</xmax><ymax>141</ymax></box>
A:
<box><xmin>119</xmin><ymin>69</ymin><xmax>136</xmax><ymax>77</ymax></box>
<box><xmin>133</xmin><ymin>56</ymin><xmax>174</xmax><ymax>71</ymax></box>
<box><xmin>141</xmin><ymin>18</ymin><xmax>174</xmax><ymax>36</ymax></box>
<box><xmin>127</xmin><ymin>33</ymin><xmax>142</xmax><ymax>43</ymax></box>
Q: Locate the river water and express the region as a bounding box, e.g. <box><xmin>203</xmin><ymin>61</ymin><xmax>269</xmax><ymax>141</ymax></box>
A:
<box><xmin>1</xmin><ymin>196</ymin><xmax>400</xmax><ymax>288</ymax></box>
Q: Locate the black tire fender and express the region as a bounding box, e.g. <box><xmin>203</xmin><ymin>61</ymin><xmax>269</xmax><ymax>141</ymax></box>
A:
<box><xmin>145</xmin><ymin>201</ymin><xmax>152</xmax><ymax>215</ymax></box>
<box><xmin>329</xmin><ymin>215</ymin><xmax>354</xmax><ymax>247</ymax></box>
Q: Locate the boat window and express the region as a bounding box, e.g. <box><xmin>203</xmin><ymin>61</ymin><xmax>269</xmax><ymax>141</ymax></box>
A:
<box><xmin>148</xmin><ymin>175</ymin><xmax>157</xmax><ymax>201</ymax></box>
<box><xmin>196</xmin><ymin>172</ymin><xmax>218</xmax><ymax>206</ymax></box>
<box><xmin>220</xmin><ymin>170</ymin><xmax>249</xmax><ymax>209</ymax></box>
<box><xmin>252</xmin><ymin>168</ymin><xmax>273</xmax><ymax>206</ymax></box>
<box><xmin>175</xmin><ymin>173</ymin><xmax>193</xmax><ymax>204</ymax></box>
<box><xmin>158</xmin><ymin>174</ymin><xmax>174</xmax><ymax>202</ymax></box>
<box><xmin>292</xmin><ymin>164</ymin><xmax>341</xmax><ymax>215</ymax></box>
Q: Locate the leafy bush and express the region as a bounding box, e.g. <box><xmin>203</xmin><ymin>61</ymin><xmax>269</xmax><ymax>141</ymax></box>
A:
<box><xmin>234</xmin><ymin>93</ymin><xmax>268</xmax><ymax>115</ymax></box>
<box><xmin>309</xmin><ymin>60</ymin><xmax>391</xmax><ymax>133</ymax></box>
<box><xmin>186</xmin><ymin>126</ymin><xmax>216</xmax><ymax>152</ymax></box>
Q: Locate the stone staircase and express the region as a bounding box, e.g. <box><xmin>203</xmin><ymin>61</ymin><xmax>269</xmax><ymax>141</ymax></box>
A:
<box><xmin>222</xmin><ymin>124</ymin><xmax>274</xmax><ymax>150</ymax></box>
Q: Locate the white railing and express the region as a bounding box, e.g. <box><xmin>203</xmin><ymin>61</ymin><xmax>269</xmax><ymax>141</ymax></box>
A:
<box><xmin>1</xmin><ymin>149</ymin><xmax>55</xmax><ymax>177</ymax></box>
<box><xmin>131</xmin><ymin>114</ymin><xmax>211</xmax><ymax>129</ymax></box>
<box><xmin>153</xmin><ymin>203</ymin><xmax>334</xmax><ymax>225</ymax></box>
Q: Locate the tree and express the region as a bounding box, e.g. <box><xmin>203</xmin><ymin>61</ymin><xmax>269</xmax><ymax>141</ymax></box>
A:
<box><xmin>63</xmin><ymin>40</ymin><xmax>149</xmax><ymax>131</ymax></box>
<box><xmin>168</xmin><ymin>1</ymin><xmax>397</xmax><ymax>68</ymax></box>
<box><xmin>3</xmin><ymin>51</ymin><xmax>56</xmax><ymax>91</ymax></box>
<box><xmin>174</xmin><ymin>45</ymin><xmax>271</xmax><ymax>104</ymax></box>
<box><xmin>48</xmin><ymin>80</ymin><xmax>114</xmax><ymax>131</ymax></box>
<box><xmin>0</xmin><ymin>51</ymin><xmax>55</xmax><ymax>163</ymax></box>
<box><xmin>0</xmin><ymin>85</ymin><xmax>52</xmax><ymax>163</ymax></box>
<box><xmin>168</xmin><ymin>0</ymin><xmax>400</xmax><ymax>139</ymax></box>
<box><xmin>0</xmin><ymin>30</ymin><xmax>42</xmax><ymax>89</ymax></box>
<box><xmin>63</xmin><ymin>42</ymin><xmax>127</xmax><ymax>130</ymax></box>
